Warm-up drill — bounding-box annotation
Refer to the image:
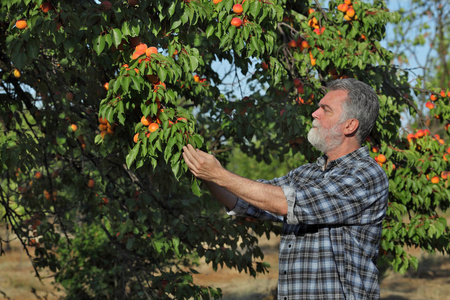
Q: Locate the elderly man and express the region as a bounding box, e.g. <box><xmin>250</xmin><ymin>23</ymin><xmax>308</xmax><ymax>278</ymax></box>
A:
<box><xmin>182</xmin><ymin>78</ymin><xmax>389</xmax><ymax>299</ymax></box>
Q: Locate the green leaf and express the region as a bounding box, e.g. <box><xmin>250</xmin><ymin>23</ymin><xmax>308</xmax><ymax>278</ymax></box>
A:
<box><xmin>157</xmin><ymin>67</ymin><xmax>168</xmax><ymax>82</ymax></box>
<box><xmin>126</xmin><ymin>143</ymin><xmax>140</xmax><ymax>168</ymax></box>
<box><xmin>121</xmin><ymin>21</ymin><xmax>131</xmax><ymax>36</ymax></box>
<box><xmin>164</xmin><ymin>137</ymin><xmax>176</xmax><ymax>163</ymax></box>
<box><xmin>12</xmin><ymin>52</ymin><xmax>26</xmax><ymax>70</ymax></box>
<box><xmin>172</xmin><ymin>237</ymin><xmax>180</xmax><ymax>257</ymax></box>
<box><xmin>130</xmin><ymin>75</ymin><xmax>142</xmax><ymax>91</ymax></box>
<box><xmin>250</xmin><ymin>37</ymin><xmax>261</xmax><ymax>54</ymax></box>
<box><xmin>206</xmin><ymin>24</ymin><xmax>215</xmax><ymax>38</ymax></box>
<box><xmin>249</xmin><ymin>1</ymin><xmax>261</xmax><ymax>19</ymax></box>
<box><xmin>121</xmin><ymin>75</ymin><xmax>131</xmax><ymax>93</ymax></box>
<box><xmin>93</xmin><ymin>35</ymin><xmax>105</xmax><ymax>55</ymax></box>
<box><xmin>171</xmin><ymin>19</ymin><xmax>182</xmax><ymax>30</ymax></box>
<box><xmin>189</xmin><ymin>55</ymin><xmax>199</xmax><ymax>71</ymax></box>
<box><xmin>191</xmin><ymin>178</ymin><xmax>202</xmax><ymax>196</ymax></box>
<box><xmin>168</xmin><ymin>2</ymin><xmax>176</xmax><ymax>17</ymax></box>
<box><xmin>112</xmin><ymin>28</ymin><xmax>123</xmax><ymax>47</ymax></box>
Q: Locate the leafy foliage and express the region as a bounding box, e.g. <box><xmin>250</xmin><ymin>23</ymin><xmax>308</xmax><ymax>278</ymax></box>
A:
<box><xmin>0</xmin><ymin>0</ymin><xmax>449</xmax><ymax>298</ymax></box>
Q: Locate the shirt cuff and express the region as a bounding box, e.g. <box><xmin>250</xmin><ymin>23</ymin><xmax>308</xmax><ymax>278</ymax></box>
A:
<box><xmin>282</xmin><ymin>185</ymin><xmax>297</xmax><ymax>224</ymax></box>
<box><xmin>226</xmin><ymin>197</ymin><xmax>250</xmax><ymax>216</ymax></box>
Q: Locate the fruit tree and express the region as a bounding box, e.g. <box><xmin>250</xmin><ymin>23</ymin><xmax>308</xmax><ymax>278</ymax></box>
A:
<box><xmin>1</xmin><ymin>0</ymin><xmax>449</xmax><ymax>298</ymax></box>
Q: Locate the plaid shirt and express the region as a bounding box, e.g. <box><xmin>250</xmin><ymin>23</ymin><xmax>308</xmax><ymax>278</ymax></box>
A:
<box><xmin>228</xmin><ymin>146</ymin><xmax>389</xmax><ymax>299</ymax></box>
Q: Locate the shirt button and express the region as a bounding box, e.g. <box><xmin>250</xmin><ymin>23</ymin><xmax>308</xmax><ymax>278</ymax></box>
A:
<box><xmin>284</xmin><ymin>297</ymin><xmax>287</xmax><ymax>300</ymax></box>
<box><xmin>288</xmin><ymin>244</ymin><xmax>291</xmax><ymax>248</ymax></box>
<box><xmin>284</xmin><ymin>271</ymin><xmax>287</xmax><ymax>274</ymax></box>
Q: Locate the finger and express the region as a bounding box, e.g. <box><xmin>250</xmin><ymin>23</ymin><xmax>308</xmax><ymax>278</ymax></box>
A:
<box><xmin>182</xmin><ymin>151</ymin><xmax>196</xmax><ymax>174</ymax></box>
<box><xmin>183</xmin><ymin>145</ymin><xmax>199</xmax><ymax>165</ymax></box>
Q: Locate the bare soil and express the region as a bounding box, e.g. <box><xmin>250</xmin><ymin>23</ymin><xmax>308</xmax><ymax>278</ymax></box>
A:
<box><xmin>1</xmin><ymin>225</ymin><xmax>450</xmax><ymax>300</ymax></box>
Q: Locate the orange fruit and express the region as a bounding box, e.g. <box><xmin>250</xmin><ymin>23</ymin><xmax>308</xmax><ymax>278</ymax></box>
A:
<box><xmin>133</xmin><ymin>133</ymin><xmax>139</xmax><ymax>143</ymax></box>
<box><xmin>13</xmin><ymin>68</ymin><xmax>21</xmax><ymax>78</ymax></box>
<box><xmin>35</xmin><ymin>172</ymin><xmax>42</xmax><ymax>179</ymax></box>
<box><xmin>66</xmin><ymin>92</ymin><xmax>74</xmax><ymax>101</ymax></box>
<box><xmin>40</xmin><ymin>2</ymin><xmax>54</xmax><ymax>13</ymax></box>
<box><xmin>146</xmin><ymin>46</ymin><xmax>158</xmax><ymax>57</ymax></box>
<box><xmin>70</xmin><ymin>124</ymin><xmax>78</xmax><ymax>132</ymax></box>
<box><xmin>346</xmin><ymin>8</ymin><xmax>355</xmax><ymax>18</ymax></box>
<box><xmin>44</xmin><ymin>190</ymin><xmax>51</xmax><ymax>200</ymax></box>
<box><xmin>132</xmin><ymin>51</ymin><xmax>145</xmax><ymax>60</ymax></box>
<box><xmin>128</xmin><ymin>0</ymin><xmax>139</xmax><ymax>6</ymax></box>
<box><xmin>147</xmin><ymin>74</ymin><xmax>159</xmax><ymax>83</ymax></box>
<box><xmin>29</xmin><ymin>239</ymin><xmax>40</xmax><ymax>247</ymax></box>
<box><xmin>376</xmin><ymin>154</ymin><xmax>386</xmax><ymax>163</ymax></box>
<box><xmin>425</xmin><ymin>101</ymin><xmax>435</xmax><ymax>109</ymax></box>
<box><xmin>430</xmin><ymin>94</ymin><xmax>437</xmax><ymax>101</ymax></box>
<box><xmin>338</xmin><ymin>4</ymin><xmax>349</xmax><ymax>12</ymax></box>
<box><xmin>232</xmin><ymin>4</ymin><xmax>243</xmax><ymax>15</ymax></box>
<box><xmin>141</xmin><ymin>116</ymin><xmax>152</xmax><ymax>126</ymax></box>
<box><xmin>230</xmin><ymin>17</ymin><xmax>243</xmax><ymax>27</ymax></box>
<box><xmin>99</xmin><ymin>117</ymin><xmax>107</xmax><ymax>125</ymax></box>
<box><xmin>431</xmin><ymin>176</ymin><xmax>439</xmax><ymax>184</ymax></box>
<box><xmin>135</xmin><ymin>43</ymin><xmax>147</xmax><ymax>53</ymax></box>
<box><xmin>309</xmin><ymin>51</ymin><xmax>316</xmax><ymax>66</ymax></box>
<box><xmin>88</xmin><ymin>179</ymin><xmax>95</xmax><ymax>188</ymax></box>
<box><xmin>103</xmin><ymin>82</ymin><xmax>109</xmax><ymax>91</ymax></box>
<box><xmin>15</xmin><ymin>19</ymin><xmax>27</xmax><ymax>29</ymax></box>
<box><xmin>344</xmin><ymin>0</ymin><xmax>352</xmax><ymax>4</ymax></box>
<box><xmin>154</xmin><ymin>81</ymin><xmax>166</xmax><ymax>90</ymax></box>
<box><xmin>213</xmin><ymin>0</ymin><xmax>222</xmax><ymax>4</ymax></box>
<box><xmin>148</xmin><ymin>122</ymin><xmax>159</xmax><ymax>132</ymax></box>
<box><xmin>301</xmin><ymin>40</ymin><xmax>310</xmax><ymax>49</ymax></box>
<box><xmin>100</xmin><ymin>1</ymin><xmax>112</xmax><ymax>11</ymax></box>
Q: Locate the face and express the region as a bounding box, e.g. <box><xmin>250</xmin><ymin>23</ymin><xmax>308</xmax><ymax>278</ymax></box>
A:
<box><xmin>307</xmin><ymin>90</ymin><xmax>348</xmax><ymax>153</ymax></box>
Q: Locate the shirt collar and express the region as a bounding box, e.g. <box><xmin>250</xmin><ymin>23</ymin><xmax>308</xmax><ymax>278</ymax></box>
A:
<box><xmin>316</xmin><ymin>146</ymin><xmax>369</xmax><ymax>171</ymax></box>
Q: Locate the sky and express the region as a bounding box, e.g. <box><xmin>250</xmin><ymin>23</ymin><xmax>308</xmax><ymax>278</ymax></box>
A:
<box><xmin>212</xmin><ymin>0</ymin><xmax>430</xmax><ymax>99</ymax></box>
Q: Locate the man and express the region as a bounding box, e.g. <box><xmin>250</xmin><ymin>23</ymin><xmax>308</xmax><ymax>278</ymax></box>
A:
<box><xmin>182</xmin><ymin>78</ymin><xmax>389</xmax><ymax>299</ymax></box>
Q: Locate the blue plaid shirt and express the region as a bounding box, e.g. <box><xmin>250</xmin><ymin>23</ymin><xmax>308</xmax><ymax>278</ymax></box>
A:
<box><xmin>228</xmin><ymin>146</ymin><xmax>389</xmax><ymax>299</ymax></box>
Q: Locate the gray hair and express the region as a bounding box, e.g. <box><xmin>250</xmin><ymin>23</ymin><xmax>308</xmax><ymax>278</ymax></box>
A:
<box><xmin>327</xmin><ymin>78</ymin><xmax>379</xmax><ymax>144</ymax></box>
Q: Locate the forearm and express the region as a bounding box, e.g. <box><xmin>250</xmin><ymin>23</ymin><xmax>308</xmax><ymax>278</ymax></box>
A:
<box><xmin>182</xmin><ymin>145</ymin><xmax>287</xmax><ymax>216</ymax></box>
<box><xmin>203</xmin><ymin>180</ymin><xmax>237</xmax><ymax>211</ymax></box>
<box><xmin>213</xmin><ymin>168</ymin><xmax>287</xmax><ymax>216</ymax></box>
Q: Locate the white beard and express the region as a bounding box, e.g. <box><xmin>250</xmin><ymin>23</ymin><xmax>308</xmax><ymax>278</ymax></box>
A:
<box><xmin>307</xmin><ymin>120</ymin><xmax>344</xmax><ymax>153</ymax></box>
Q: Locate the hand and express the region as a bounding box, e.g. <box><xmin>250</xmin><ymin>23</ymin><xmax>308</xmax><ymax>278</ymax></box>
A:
<box><xmin>182</xmin><ymin>144</ymin><xmax>223</xmax><ymax>182</ymax></box>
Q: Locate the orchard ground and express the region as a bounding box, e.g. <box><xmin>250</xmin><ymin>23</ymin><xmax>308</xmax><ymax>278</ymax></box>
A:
<box><xmin>1</xmin><ymin>222</ymin><xmax>450</xmax><ymax>300</ymax></box>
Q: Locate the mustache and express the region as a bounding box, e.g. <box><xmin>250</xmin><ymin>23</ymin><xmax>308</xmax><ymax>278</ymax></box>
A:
<box><xmin>312</xmin><ymin>120</ymin><xmax>320</xmax><ymax>128</ymax></box>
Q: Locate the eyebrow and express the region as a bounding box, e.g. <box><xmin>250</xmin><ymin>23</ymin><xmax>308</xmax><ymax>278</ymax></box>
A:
<box><xmin>318</xmin><ymin>103</ymin><xmax>333</xmax><ymax>110</ymax></box>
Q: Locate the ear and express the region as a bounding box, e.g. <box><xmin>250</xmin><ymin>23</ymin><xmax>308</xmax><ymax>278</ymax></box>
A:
<box><xmin>343</xmin><ymin>118</ymin><xmax>359</xmax><ymax>136</ymax></box>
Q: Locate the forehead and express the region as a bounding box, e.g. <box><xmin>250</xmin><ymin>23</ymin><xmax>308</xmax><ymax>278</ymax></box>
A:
<box><xmin>318</xmin><ymin>89</ymin><xmax>348</xmax><ymax>109</ymax></box>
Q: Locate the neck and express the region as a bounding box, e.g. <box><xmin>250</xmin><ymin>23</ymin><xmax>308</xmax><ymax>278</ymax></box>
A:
<box><xmin>325</xmin><ymin>139</ymin><xmax>361</xmax><ymax>161</ymax></box>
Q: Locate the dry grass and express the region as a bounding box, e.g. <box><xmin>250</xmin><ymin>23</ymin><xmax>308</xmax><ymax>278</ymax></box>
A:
<box><xmin>0</xmin><ymin>230</ymin><xmax>63</xmax><ymax>300</ymax></box>
<box><xmin>1</xmin><ymin>224</ymin><xmax>450</xmax><ymax>300</ymax></box>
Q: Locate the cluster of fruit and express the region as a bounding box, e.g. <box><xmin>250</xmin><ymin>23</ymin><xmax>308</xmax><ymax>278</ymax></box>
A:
<box><xmin>337</xmin><ymin>0</ymin><xmax>358</xmax><ymax>21</ymax></box>
<box><xmin>98</xmin><ymin>117</ymin><xmax>116</xmax><ymax>139</ymax></box>
<box><xmin>425</xmin><ymin>90</ymin><xmax>450</xmax><ymax>110</ymax></box>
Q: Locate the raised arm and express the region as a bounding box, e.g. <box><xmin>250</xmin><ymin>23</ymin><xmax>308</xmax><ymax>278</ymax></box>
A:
<box><xmin>182</xmin><ymin>144</ymin><xmax>287</xmax><ymax>216</ymax></box>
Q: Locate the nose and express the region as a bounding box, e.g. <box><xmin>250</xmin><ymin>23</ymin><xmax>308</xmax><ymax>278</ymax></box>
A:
<box><xmin>312</xmin><ymin>107</ymin><xmax>320</xmax><ymax>119</ymax></box>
